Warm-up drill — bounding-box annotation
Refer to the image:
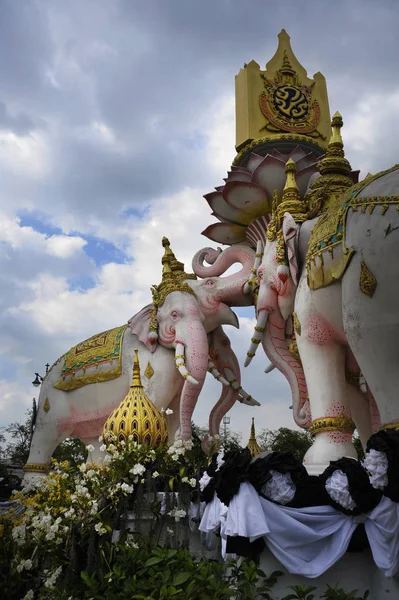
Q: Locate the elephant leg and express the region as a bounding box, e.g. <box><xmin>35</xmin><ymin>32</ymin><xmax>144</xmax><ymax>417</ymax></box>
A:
<box><xmin>166</xmin><ymin>392</ymin><xmax>183</xmax><ymax>441</ymax></box>
<box><xmin>343</xmin><ymin>247</ymin><xmax>399</xmax><ymax>429</ymax></box>
<box><xmin>297</xmin><ymin>334</ymin><xmax>357</xmax><ymax>472</ymax></box>
<box><xmin>347</xmin><ymin>386</ymin><xmax>372</xmax><ymax>450</ymax></box>
<box><xmin>24</xmin><ymin>419</ymin><xmax>71</xmax><ymax>480</ymax></box>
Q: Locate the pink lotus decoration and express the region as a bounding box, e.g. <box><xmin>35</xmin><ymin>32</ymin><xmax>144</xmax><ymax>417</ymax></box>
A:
<box><xmin>202</xmin><ymin>146</ymin><xmax>323</xmax><ymax>247</ymax></box>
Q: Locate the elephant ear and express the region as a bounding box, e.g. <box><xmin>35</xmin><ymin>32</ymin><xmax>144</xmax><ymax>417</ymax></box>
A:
<box><xmin>282</xmin><ymin>213</ymin><xmax>300</xmax><ymax>285</ymax></box>
<box><xmin>127</xmin><ymin>304</ymin><xmax>157</xmax><ymax>353</ymax></box>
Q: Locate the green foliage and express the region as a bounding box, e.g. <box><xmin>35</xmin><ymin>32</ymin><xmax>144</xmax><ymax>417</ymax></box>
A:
<box><xmin>52</xmin><ymin>438</ymin><xmax>88</xmax><ymax>467</ymax></box>
<box><xmin>321</xmin><ymin>583</ymin><xmax>369</xmax><ymax>600</ymax></box>
<box><xmin>282</xmin><ymin>585</ymin><xmax>317</xmax><ymax>600</ymax></box>
<box><xmin>258</xmin><ymin>427</ymin><xmax>313</xmax><ymax>461</ymax></box>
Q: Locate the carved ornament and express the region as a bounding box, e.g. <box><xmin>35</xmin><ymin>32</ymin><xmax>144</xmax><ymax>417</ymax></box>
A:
<box><xmin>309</xmin><ymin>413</ymin><xmax>355</xmax><ymax>436</ymax></box>
<box><xmin>359</xmin><ymin>261</ymin><xmax>377</xmax><ymax>297</ymax></box>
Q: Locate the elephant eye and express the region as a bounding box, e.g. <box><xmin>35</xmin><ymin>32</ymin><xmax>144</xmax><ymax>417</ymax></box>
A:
<box><xmin>171</xmin><ymin>311</ymin><xmax>179</xmax><ymax>320</ymax></box>
<box><xmin>205</xmin><ymin>279</ymin><xmax>214</xmax><ymax>286</ymax></box>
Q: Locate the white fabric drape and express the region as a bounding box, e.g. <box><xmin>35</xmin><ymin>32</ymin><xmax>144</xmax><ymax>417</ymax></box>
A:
<box><xmin>199</xmin><ymin>482</ymin><xmax>399</xmax><ymax>578</ymax></box>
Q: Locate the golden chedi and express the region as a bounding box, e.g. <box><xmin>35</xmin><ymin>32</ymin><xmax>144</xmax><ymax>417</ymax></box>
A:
<box><xmin>103</xmin><ymin>350</ymin><xmax>168</xmax><ymax>446</ymax></box>
<box><xmin>246</xmin><ymin>418</ymin><xmax>262</xmax><ymax>457</ymax></box>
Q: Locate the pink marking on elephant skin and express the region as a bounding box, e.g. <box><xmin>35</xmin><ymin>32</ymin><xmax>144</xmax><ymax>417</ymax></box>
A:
<box><xmin>179</xmin><ymin>319</ymin><xmax>209</xmax><ymax>440</ymax></box>
<box><xmin>325</xmin><ymin>403</ymin><xmax>353</xmax><ymax>444</ymax></box>
<box><xmin>304</xmin><ymin>314</ymin><xmax>347</xmax><ymax>346</ymax></box>
<box><xmin>58</xmin><ymin>405</ymin><xmax>118</xmax><ymax>439</ymax></box>
<box><xmin>262</xmin><ymin>309</ymin><xmax>311</xmax><ymax>428</ymax></box>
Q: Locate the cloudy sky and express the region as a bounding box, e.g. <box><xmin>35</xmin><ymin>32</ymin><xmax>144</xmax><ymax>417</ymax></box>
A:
<box><xmin>1</xmin><ymin>0</ymin><xmax>398</xmax><ymax>443</ymax></box>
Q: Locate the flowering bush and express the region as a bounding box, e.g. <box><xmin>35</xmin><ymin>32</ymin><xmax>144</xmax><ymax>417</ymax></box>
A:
<box><xmin>0</xmin><ymin>434</ymin><xmax>208</xmax><ymax>599</ymax></box>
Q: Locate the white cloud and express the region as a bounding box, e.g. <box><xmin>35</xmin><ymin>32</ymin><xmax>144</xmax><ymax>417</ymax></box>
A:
<box><xmin>45</xmin><ymin>234</ymin><xmax>87</xmax><ymax>258</ymax></box>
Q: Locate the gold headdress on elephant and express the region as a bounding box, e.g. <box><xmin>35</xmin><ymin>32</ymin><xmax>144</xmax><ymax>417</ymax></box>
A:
<box><xmin>266</xmin><ymin>158</ymin><xmax>308</xmax><ymax>267</ymax></box>
<box><xmin>149</xmin><ymin>238</ymin><xmax>197</xmax><ymax>340</ymax></box>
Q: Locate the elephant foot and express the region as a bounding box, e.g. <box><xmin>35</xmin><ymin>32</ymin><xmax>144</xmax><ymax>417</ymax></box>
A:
<box><xmin>303</xmin><ymin>432</ymin><xmax>357</xmax><ymax>475</ymax></box>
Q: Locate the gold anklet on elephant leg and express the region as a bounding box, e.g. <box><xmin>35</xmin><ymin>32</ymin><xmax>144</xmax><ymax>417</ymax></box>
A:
<box><xmin>379</xmin><ymin>421</ymin><xmax>399</xmax><ymax>431</ymax></box>
<box><xmin>309</xmin><ymin>413</ymin><xmax>355</xmax><ymax>436</ymax></box>
<box><xmin>23</xmin><ymin>463</ymin><xmax>49</xmax><ymax>474</ymax></box>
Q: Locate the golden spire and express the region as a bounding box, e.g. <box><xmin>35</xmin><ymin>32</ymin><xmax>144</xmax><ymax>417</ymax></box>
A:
<box><xmin>306</xmin><ymin>111</ymin><xmax>353</xmax><ymax>215</ymax></box>
<box><xmin>150</xmin><ymin>237</ymin><xmax>197</xmax><ymax>337</ymax></box>
<box><xmin>276</xmin><ymin>159</ymin><xmax>308</xmax><ymax>223</ymax></box>
<box><xmin>161</xmin><ymin>237</ymin><xmax>196</xmax><ymax>281</ymax></box>
<box><xmin>246</xmin><ymin>418</ymin><xmax>262</xmax><ymax>457</ymax></box>
<box><xmin>103</xmin><ymin>350</ymin><xmax>168</xmax><ymax>446</ymax></box>
<box><xmin>132</xmin><ymin>349</ymin><xmax>143</xmax><ymax>388</ymax></box>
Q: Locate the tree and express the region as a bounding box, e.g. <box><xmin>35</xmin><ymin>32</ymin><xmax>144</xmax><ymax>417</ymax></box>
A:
<box><xmin>52</xmin><ymin>438</ymin><xmax>87</xmax><ymax>466</ymax></box>
<box><xmin>257</xmin><ymin>427</ymin><xmax>313</xmax><ymax>461</ymax></box>
<box><xmin>191</xmin><ymin>422</ymin><xmax>242</xmax><ymax>453</ymax></box>
<box><xmin>5</xmin><ymin>410</ymin><xmax>34</xmax><ymax>464</ymax></box>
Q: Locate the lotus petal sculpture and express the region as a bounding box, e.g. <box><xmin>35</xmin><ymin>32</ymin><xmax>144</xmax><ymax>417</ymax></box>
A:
<box><xmin>202</xmin><ymin>146</ymin><xmax>322</xmax><ymax>247</ymax></box>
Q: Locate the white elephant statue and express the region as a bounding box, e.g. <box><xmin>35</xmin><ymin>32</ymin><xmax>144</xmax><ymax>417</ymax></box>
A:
<box><xmin>24</xmin><ymin>239</ymin><xmax>257</xmax><ymax>475</ymax></box>
<box><xmin>245</xmin><ymin>114</ymin><xmax>397</xmax><ymax>472</ymax></box>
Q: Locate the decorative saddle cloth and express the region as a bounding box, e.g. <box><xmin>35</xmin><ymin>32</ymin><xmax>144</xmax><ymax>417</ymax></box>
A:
<box><xmin>54</xmin><ymin>325</ymin><xmax>127</xmax><ymax>392</ymax></box>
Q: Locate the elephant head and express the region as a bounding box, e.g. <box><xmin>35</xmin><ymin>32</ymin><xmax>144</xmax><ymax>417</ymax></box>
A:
<box><xmin>245</xmin><ymin>213</ymin><xmax>311</xmax><ymax>429</ymax></box>
<box><xmin>190</xmin><ymin>244</ymin><xmax>256</xmax><ymax>332</ymax></box>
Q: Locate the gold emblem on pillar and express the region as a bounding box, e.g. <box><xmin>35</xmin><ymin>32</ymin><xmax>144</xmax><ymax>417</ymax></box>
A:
<box><xmin>359</xmin><ymin>261</ymin><xmax>377</xmax><ymax>297</ymax></box>
<box><xmin>144</xmin><ymin>362</ymin><xmax>154</xmax><ymax>379</ymax></box>
<box><xmin>43</xmin><ymin>397</ymin><xmax>50</xmax><ymax>413</ymax></box>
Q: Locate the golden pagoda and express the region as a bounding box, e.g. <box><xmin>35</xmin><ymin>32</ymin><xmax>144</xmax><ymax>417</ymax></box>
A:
<box><xmin>246</xmin><ymin>418</ymin><xmax>262</xmax><ymax>457</ymax></box>
<box><xmin>103</xmin><ymin>350</ymin><xmax>168</xmax><ymax>446</ymax></box>
<box><xmin>234</xmin><ymin>29</ymin><xmax>331</xmax><ymax>166</ymax></box>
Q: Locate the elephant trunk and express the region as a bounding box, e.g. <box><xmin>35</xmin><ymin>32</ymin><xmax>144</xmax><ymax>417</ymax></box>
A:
<box><xmin>178</xmin><ymin>322</ymin><xmax>209</xmax><ymax>440</ymax></box>
<box><xmin>192</xmin><ymin>245</ymin><xmax>255</xmax><ymax>306</ymax></box>
<box><xmin>262</xmin><ymin>309</ymin><xmax>311</xmax><ymax>429</ymax></box>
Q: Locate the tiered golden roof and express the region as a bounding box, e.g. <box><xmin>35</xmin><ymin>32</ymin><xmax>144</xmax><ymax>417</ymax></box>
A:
<box><xmin>246</xmin><ymin>418</ymin><xmax>262</xmax><ymax>457</ymax></box>
<box><xmin>149</xmin><ymin>238</ymin><xmax>197</xmax><ymax>337</ymax></box>
<box><xmin>103</xmin><ymin>350</ymin><xmax>168</xmax><ymax>446</ymax></box>
<box><xmin>234</xmin><ymin>29</ymin><xmax>331</xmax><ymax>166</ymax></box>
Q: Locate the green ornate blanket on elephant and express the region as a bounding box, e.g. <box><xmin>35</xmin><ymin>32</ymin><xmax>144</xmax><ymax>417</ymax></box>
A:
<box><xmin>306</xmin><ymin>165</ymin><xmax>399</xmax><ymax>290</ymax></box>
<box><xmin>54</xmin><ymin>325</ymin><xmax>127</xmax><ymax>391</ymax></box>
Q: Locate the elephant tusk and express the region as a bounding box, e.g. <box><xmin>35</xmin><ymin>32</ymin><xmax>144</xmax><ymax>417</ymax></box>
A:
<box><xmin>243</xmin><ymin>240</ymin><xmax>263</xmax><ymax>294</ymax></box>
<box><xmin>223</xmin><ymin>367</ymin><xmax>260</xmax><ymax>406</ymax></box>
<box><xmin>264</xmin><ymin>363</ymin><xmax>275</xmax><ymax>373</ymax></box>
<box><xmin>244</xmin><ymin>310</ymin><xmax>268</xmax><ymax>367</ymax></box>
<box><xmin>359</xmin><ymin>372</ymin><xmax>367</xmax><ymax>394</ymax></box>
<box><xmin>174</xmin><ymin>343</ymin><xmax>199</xmax><ymax>386</ymax></box>
<box><xmin>207</xmin><ymin>359</ymin><xmax>229</xmax><ymax>386</ymax></box>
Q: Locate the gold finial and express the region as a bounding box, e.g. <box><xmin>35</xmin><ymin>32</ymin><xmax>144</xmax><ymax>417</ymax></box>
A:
<box><xmin>161</xmin><ymin>237</ymin><xmax>196</xmax><ymax>281</ymax></box>
<box><xmin>305</xmin><ymin>112</ymin><xmax>353</xmax><ymax>216</ymax></box>
<box><xmin>246</xmin><ymin>418</ymin><xmax>262</xmax><ymax>457</ymax></box>
<box><xmin>330</xmin><ymin>111</ymin><xmax>343</xmax><ymax>146</ymax></box>
<box><xmin>283</xmin><ymin>158</ymin><xmax>299</xmax><ymax>193</ymax></box>
<box><xmin>132</xmin><ymin>349</ymin><xmax>143</xmax><ymax>388</ymax></box>
<box><xmin>276</xmin><ymin>159</ymin><xmax>308</xmax><ymax>224</ymax></box>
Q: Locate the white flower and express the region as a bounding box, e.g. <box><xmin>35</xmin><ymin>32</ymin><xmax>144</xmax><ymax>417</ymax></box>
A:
<box><xmin>79</xmin><ymin>463</ymin><xmax>87</xmax><ymax>473</ymax></box>
<box><xmin>166</xmin><ymin>527</ymin><xmax>175</xmax><ymax>536</ymax></box>
<box><xmin>152</xmin><ymin>471</ymin><xmax>159</xmax><ymax>478</ymax></box>
<box><xmin>17</xmin><ymin>558</ymin><xmax>33</xmax><ymax>573</ymax></box>
<box><xmin>22</xmin><ymin>591</ymin><xmax>34</xmax><ymax>600</ymax></box>
<box><xmin>94</xmin><ymin>522</ymin><xmax>107</xmax><ymax>535</ymax></box>
<box><xmin>100</xmin><ymin>444</ymin><xmax>107</xmax><ymax>452</ymax></box>
<box><xmin>168</xmin><ymin>508</ymin><xmax>187</xmax><ymax>522</ymax></box>
<box><xmin>86</xmin><ymin>470</ymin><xmax>96</xmax><ymax>479</ymax></box>
<box><xmin>98</xmin><ymin>435</ymin><xmax>103</xmax><ymax>443</ymax></box>
<box><xmin>61</xmin><ymin>472</ymin><xmax>69</xmax><ymax>479</ymax></box>
<box><xmin>165</xmin><ymin>408</ymin><xmax>173</xmax><ymax>415</ymax></box>
<box><xmin>130</xmin><ymin>463</ymin><xmax>146</xmax><ymax>476</ymax></box>
<box><xmin>90</xmin><ymin>501</ymin><xmax>98</xmax><ymax>515</ymax></box>
<box><xmin>213</xmin><ymin>434</ymin><xmax>220</xmax><ymax>440</ymax></box>
<box><xmin>44</xmin><ymin>566</ymin><xmax>62</xmax><ymax>589</ymax></box>
<box><xmin>121</xmin><ymin>482</ymin><xmax>134</xmax><ymax>495</ymax></box>
<box><xmin>160</xmin><ymin>407</ymin><xmax>165</xmax><ymax>414</ymax></box>
<box><xmin>86</xmin><ymin>444</ymin><xmax>95</xmax><ymax>452</ymax></box>
<box><xmin>189</xmin><ymin>478</ymin><xmax>196</xmax><ymax>488</ymax></box>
